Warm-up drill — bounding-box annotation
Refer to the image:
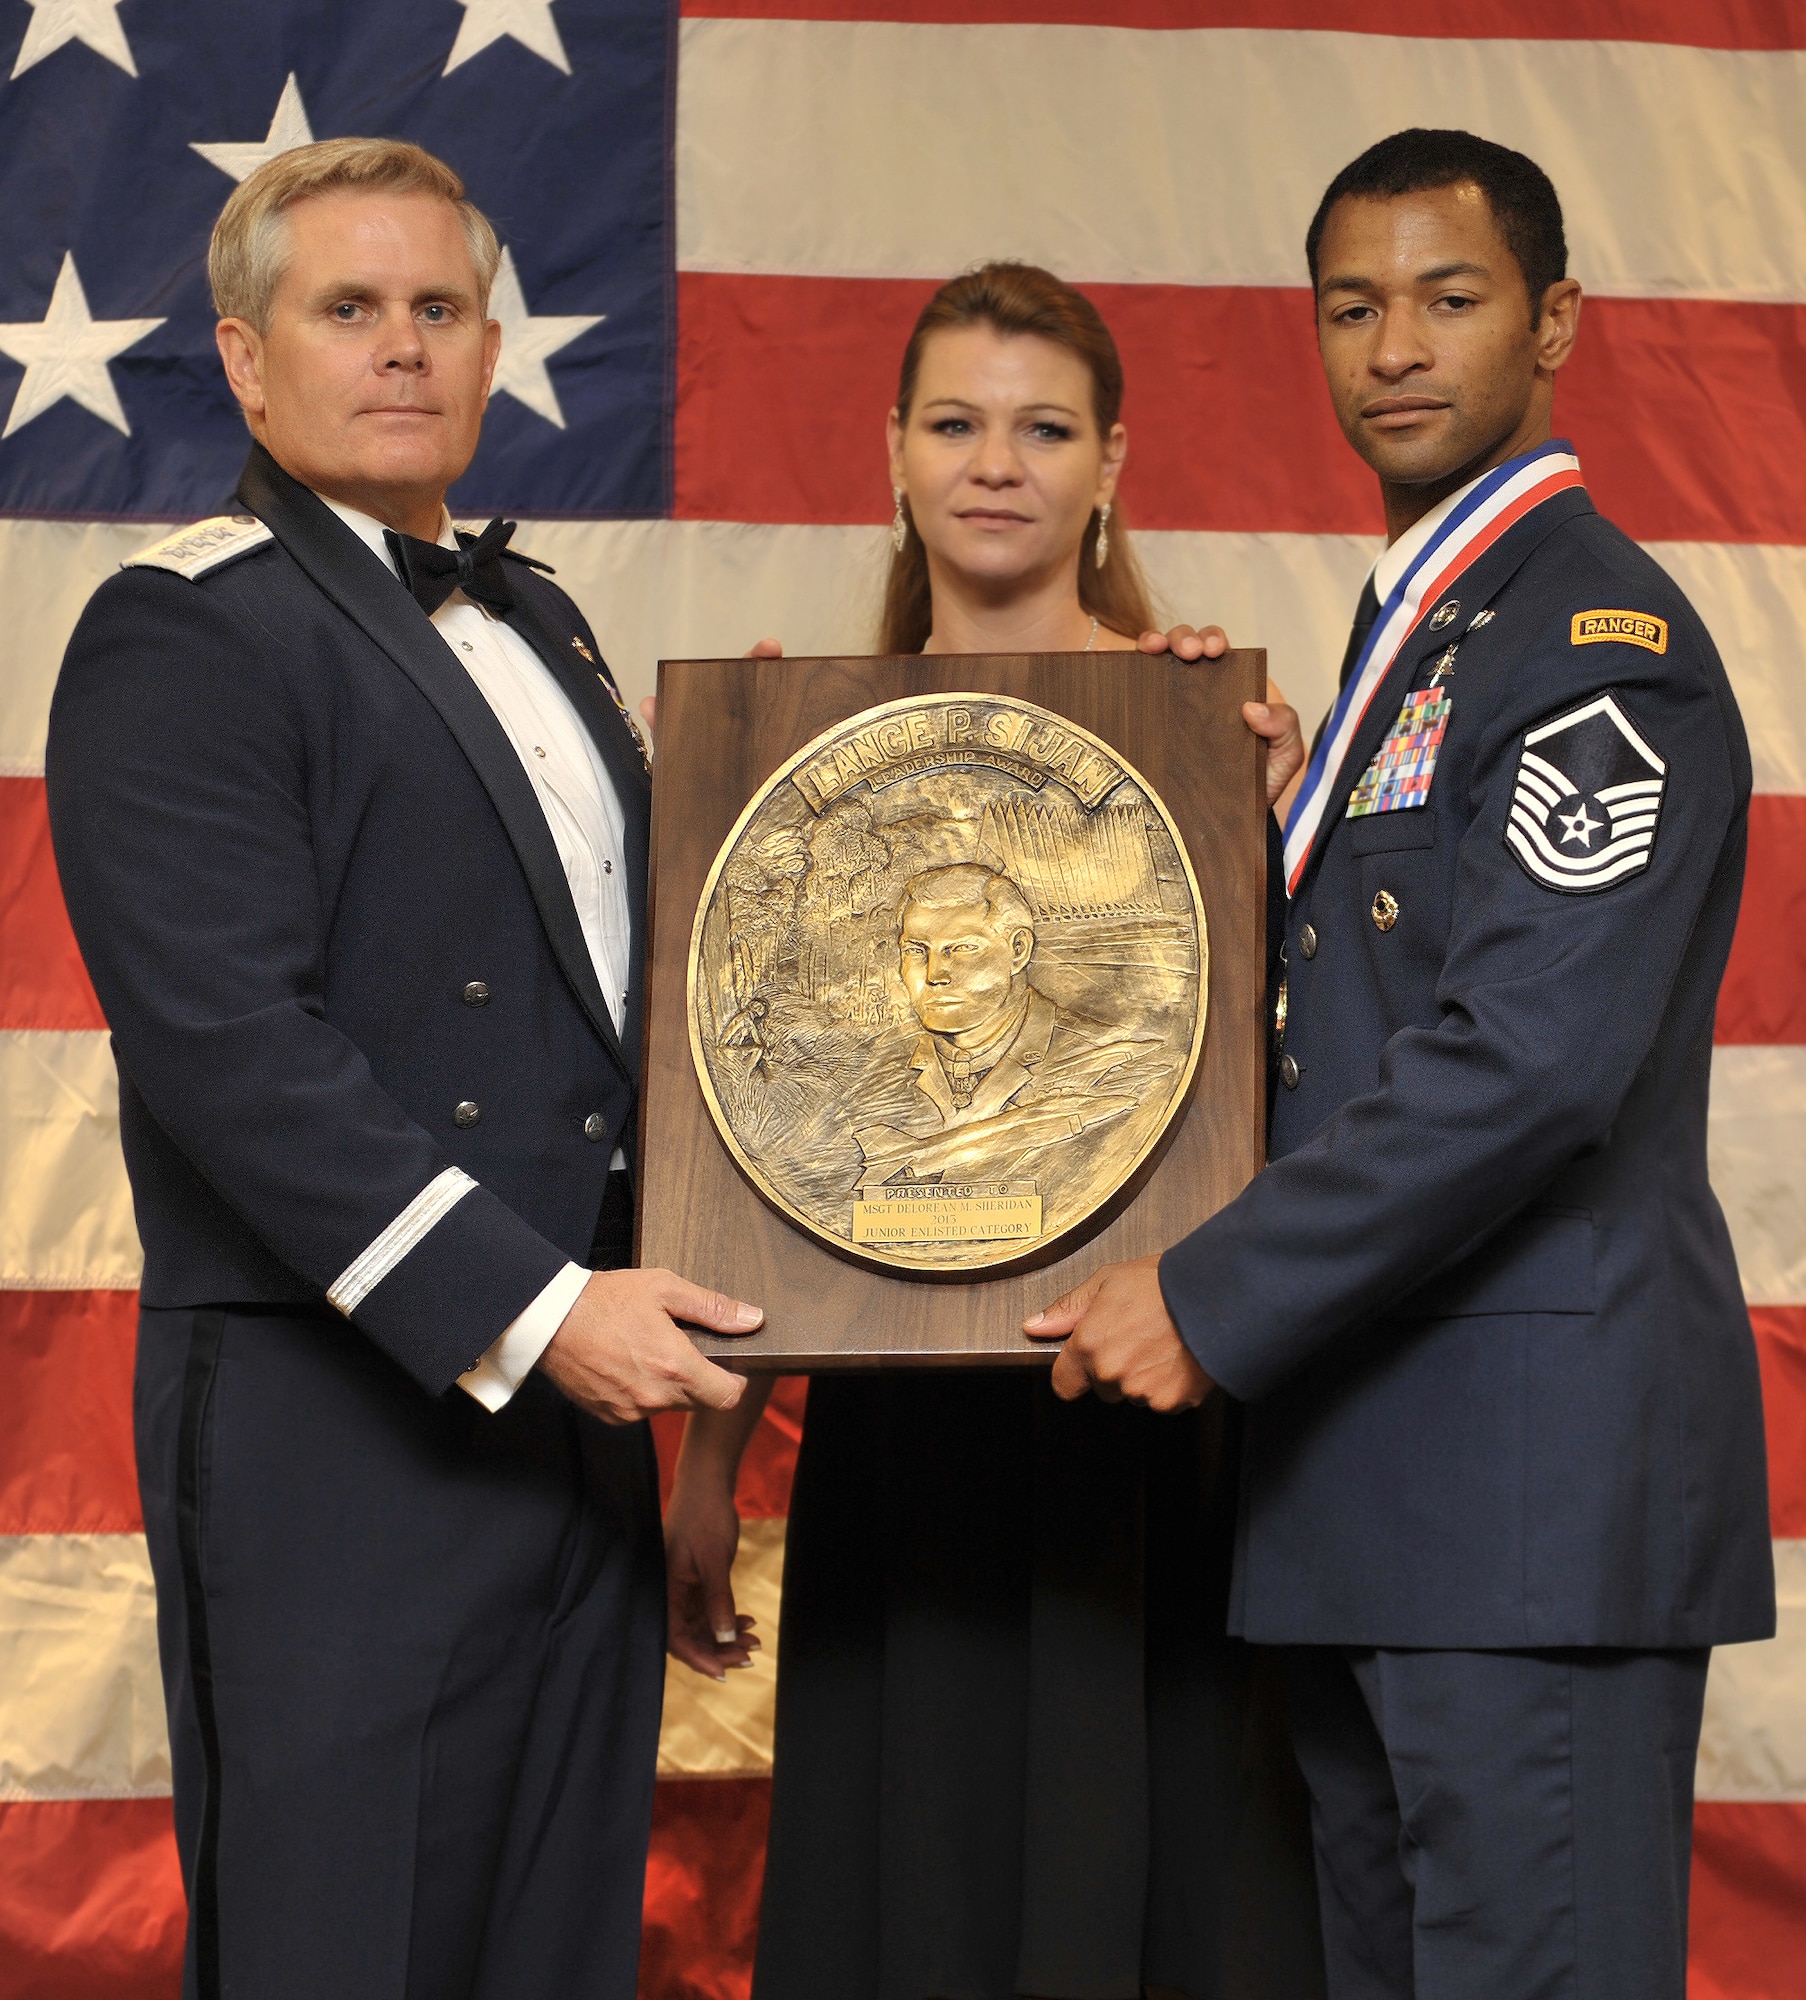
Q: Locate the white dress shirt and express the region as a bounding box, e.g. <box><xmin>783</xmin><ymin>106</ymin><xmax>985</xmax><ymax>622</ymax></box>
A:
<box><xmin>321</xmin><ymin>498</ymin><xmax>627</xmax><ymax>1409</ymax></box>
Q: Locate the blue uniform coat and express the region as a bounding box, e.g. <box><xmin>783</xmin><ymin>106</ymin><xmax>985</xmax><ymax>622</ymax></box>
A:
<box><xmin>47</xmin><ymin>445</ymin><xmax>650</xmax><ymax>1390</ymax></box>
<box><xmin>1161</xmin><ymin>489</ymin><xmax>1775</xmax><ymax>1651</ymax></box>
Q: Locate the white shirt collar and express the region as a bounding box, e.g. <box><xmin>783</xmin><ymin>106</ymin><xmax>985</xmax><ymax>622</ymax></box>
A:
<box><xmin>1369</xmin><ymin>473</ymin><xmax>1480</xmax><ymax>606</ymax></box>
<box><xmin>316</xmin><ymin>494</ymin><xmax>457</xmax><ymax>580</ymax></box>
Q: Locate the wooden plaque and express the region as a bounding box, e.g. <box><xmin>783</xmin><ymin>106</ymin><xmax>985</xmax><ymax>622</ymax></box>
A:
<box><xmin>637</xmin><ymin>652</ymin><xmax>1268</xmax><ymax>1367</ymax></box>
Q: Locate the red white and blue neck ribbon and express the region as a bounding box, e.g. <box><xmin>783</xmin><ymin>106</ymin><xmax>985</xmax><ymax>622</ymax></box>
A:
<box><xmin>1281</xmin><ymin>440</ymin><xmax>1585</xmax><ymax>895</ymax></box>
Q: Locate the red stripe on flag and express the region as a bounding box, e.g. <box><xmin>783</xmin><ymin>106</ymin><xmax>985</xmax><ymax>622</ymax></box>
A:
<box><xmin>1690</xmin><ymin>1802</ymin><xmax>1806</xmax><ymax>2000</ymax></box>
<box><xmin>0</xmin><ymin>1799</ymin><xmax>183</xmax><ymax>2000</ymax></box>
<box><xmin>1718</xmin><ymin>796</ymin><xmax>1806</xmax><ymax>1045</ymax></box>
<box><xmin>641</xmin><ymin>1778</ymin><xmax>769</xmax><ymax>2000</ymax></box>
<box><xmin>1752</xmin><ymin>1307</ymin><xmax>1806</xmax><ymax>1539</ymax></box>
<box><xmin>680</xmin><ymin>0</ymin><xmax>1806</xmax><ymax>52</ymax></box>
<box><xmin>0</xmin><ymin>779</ymin><xmax>104</xmax><ymax>1032</ymax></box>
<box><xmin>0</xmin><ymin>1290</ymin><xmax>140</xmax><ymax>1536</ymax></box>
<box><xmin>677</xmin><ymin>276</ymin><xmax>1806</xmax><ymax>546</ymax></box>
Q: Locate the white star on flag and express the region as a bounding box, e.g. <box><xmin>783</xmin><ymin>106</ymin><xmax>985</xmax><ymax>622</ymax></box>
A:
<box><xmin>11</xmin><ymin>0</ymin><xmax>136</xmax><ymax>78</ymax></box>
<box><xmin>0</xmin><ymin>252</ymin><xmax>164</xmax><ymax>440</ymax></box>
<box><xmin>487</xmin><ymin>247</ymin><xmax>601</xmax><ymax>429</ymax></box>
<box><xmin>192</xmin><ymin>75</ymin><xmax>316</xmax><ymax>183</ymax></box>
<box><xmin>444</xmin><ymin>0</ymin><xmax>571</xmax><ymax>76</ymax></box>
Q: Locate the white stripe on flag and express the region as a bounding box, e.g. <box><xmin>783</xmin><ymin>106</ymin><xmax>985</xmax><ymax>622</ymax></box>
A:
<box><xmin>0</xmin><ymin>1533</ymin><xmax>170</xmax><ymax>1802</ymax></box>
<box><xmin>8</xmin><ymin>522</ymin><xmax>1803</xmax><ymax>797</ymax></box>
<box><xmin>0</xmin><ymin>1031</ymin><xmax>141</xmax><ymax>1290</ymax></box>
<box><xmin>1708</xmin><ymin>1045</ymin><xmax>1806</xmax><ymax>1309</ymax></box>
<box><xmin>677</xmin><ymin>20</ymin><xmax>1806</xmax><ymax>302</ymax></box>
<box><xmin>1698</xmin><ymin>1539</ymin><xmax>1806</xmax><ymax>1803</ymax></box>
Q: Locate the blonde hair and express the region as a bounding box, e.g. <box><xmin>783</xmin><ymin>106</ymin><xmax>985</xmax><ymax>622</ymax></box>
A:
<box><xmin>208</xmin><ymin>138</ymin><xmax>501</xmax><ymax>331</ymax></box>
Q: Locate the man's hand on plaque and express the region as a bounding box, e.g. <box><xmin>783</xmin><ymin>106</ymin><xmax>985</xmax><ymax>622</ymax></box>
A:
<box><xmin>538</xmin><ymin>1269</ymin><xmax>761</xmax><ymax>1425</ymax></box>
<box><xmin>1024</xmin><ymin>1255</ymin><xmax>1213</xmax><ymax>1412</ymax></box>
<box><xmin>665</xmin><ymin>1477</ymin><xmax>761</xmax><ymax>1681</ymax></box>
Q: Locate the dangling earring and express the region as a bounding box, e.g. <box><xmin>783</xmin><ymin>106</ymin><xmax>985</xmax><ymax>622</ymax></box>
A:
<box><xmin>891</xmin><ymin>487</ymin><xmax>908</xmax><ymax>554</ymax></box>
<box><xmin>1095</xmin><ymin>501</ymin><xmax>1111</xmax><ymax>569</ymax></box>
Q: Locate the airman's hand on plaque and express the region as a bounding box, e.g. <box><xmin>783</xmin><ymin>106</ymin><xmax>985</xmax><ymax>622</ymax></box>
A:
<box><xmin>1024</xmin><ymin>1254</ymin><xmax>1213</xmax><ymax>1412</ymax></box>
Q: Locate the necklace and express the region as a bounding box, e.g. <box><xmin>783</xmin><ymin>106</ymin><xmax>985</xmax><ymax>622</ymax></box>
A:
<box><xmin>1084</xmin><ymin>614</ymin><xmax>1099</xmax><ymax>652</ymax></box>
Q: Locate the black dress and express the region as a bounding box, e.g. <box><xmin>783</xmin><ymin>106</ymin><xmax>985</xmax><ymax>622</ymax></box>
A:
<box><xmin>752</xmin><ymin>1370</ymin><xmax>1325</xmax><ymax>2000</ymax></box>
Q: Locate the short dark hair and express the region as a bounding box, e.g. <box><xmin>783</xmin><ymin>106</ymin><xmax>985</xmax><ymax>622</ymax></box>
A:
<box><xmin>1305</xmin><ymin>129</ymin><xmax>1568</xmax><ymax>320</ymax></box>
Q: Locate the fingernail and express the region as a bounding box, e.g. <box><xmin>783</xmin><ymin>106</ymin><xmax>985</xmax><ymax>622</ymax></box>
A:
<box><xmin>733</xmin><ymin>1302</ymin><xmax>762</xmax><ymax>1327</ymax></box>
<box><xmin>713</xmin><ymin>1628</ymin><xmax>736</xmax><ymax>1645</ymax></box>
<box><xmin>1024</xmin><ymin>1311</ymin><xmax>1046</xmax><ymax>1328</ymax></box>
<box><xmin>729</xmin><ymin>1660</ymin><xmax>754</xmax><ymax>1670</ymax></box>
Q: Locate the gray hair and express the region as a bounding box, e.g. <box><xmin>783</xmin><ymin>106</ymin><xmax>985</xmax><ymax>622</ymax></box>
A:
<box><xmin>208</xmin><ymin>137</ymin><xmax>500</xmax><ymax>331</ymax></box>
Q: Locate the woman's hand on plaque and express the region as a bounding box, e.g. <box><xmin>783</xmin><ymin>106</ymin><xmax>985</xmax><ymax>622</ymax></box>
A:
<box><xmin>1024</xmin><ymin>1255</ymin><xmax>1213</xmax><ymax>1413</ymax></box>
<box><xmin>665</xmin><ymin>1472</ymin><xmax>760</xmax><ymax>1680</ymax></box>
<box><xmin>1139</xmin><ymin>622</ymin><xmax>1229</xmax><ymax>661</ymax></box>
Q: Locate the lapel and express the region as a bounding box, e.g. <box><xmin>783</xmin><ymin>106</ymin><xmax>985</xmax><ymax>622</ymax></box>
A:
<box><xmin>502</xmin><ymin>579</ymin><xmax>653</xmax><ymax>1078</ymax></box>
<box><xmin>1293</xmin><ymin>487</ymin><xmax>1594</xmax><ymax>905</ymax></box>
<box><xmin>909</xmin><ymin>1037</ymin><xmax>958</xmax><ymax>1124</ymax></box>
<box><xmin>235</xmin><ymin>446</ymin><xmax>629</xmax><ymax>1078</ymax></box>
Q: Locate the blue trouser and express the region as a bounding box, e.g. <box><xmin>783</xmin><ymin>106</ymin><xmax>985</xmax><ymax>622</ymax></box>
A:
<box><xmin>1284</xmin><ymin>1645</ymin><xmax>1710</xmax><ymax>2000</ymax></box>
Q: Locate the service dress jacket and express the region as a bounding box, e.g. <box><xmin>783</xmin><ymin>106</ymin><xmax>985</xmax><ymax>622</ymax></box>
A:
<box><xmin>1160</xmin><ymin>487</ymin><xmax>1776</xmax><ymax>1652</ymax></box>
<box><xmin>47</xmin><ymin>445</ymin><xmax>651</xmax><ymax>1393</ymax></box>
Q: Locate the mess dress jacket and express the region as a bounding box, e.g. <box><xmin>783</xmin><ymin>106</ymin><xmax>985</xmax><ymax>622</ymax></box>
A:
<box><xmin>46</xmin><ymin>445</ymin><xmax>651</xmax><ymax>1388</ymax></box>
<box><xmin>1160</xmin><ymin>487</ymin><xmax>1776</xmax><ymax>1652</ymax></box>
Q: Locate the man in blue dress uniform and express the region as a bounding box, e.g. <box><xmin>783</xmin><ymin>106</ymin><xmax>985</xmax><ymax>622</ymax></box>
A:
<box><xmin>46</xmin><ymin>140</ymin><xmax>762</xmax><ymax>1999</ymax></box>
<box><xmin>1030</xmin><ymin>130</ymin><xmax>1775</xmax><ymax>1999</ymax></box>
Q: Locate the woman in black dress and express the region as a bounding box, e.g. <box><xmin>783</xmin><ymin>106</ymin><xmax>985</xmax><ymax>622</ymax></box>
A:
<box><xmin>665</xmin><ymin>264</ymin><xmax>1323</xmax><ymax>2000</ymax></box>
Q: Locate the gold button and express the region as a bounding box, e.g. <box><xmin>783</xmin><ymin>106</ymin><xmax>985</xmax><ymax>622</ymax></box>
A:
<box><xmin>1299</xmin><ymin>923</ymin><xmax>1317</xmax><ymax>959</ymax></box>
<box><xmin>1372</xmin><ymin>890</ymin><xmax>1399</xmax><ymax>931</ymax></box>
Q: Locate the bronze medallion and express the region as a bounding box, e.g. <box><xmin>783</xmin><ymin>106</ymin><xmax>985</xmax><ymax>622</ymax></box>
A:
<box><xmin>686</xmin><ymin>692</ymin><xmax>1208</xmax><ymax>1272</ymax></box>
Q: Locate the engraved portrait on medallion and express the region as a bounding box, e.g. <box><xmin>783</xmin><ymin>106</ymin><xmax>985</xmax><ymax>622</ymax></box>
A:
<box><xmin>686</xmin><ymin>693</ymin><xmax>1208</xmax><ymax>1272</ymax></box>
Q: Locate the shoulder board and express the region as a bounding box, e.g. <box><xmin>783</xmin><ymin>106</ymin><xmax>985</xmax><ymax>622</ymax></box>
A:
<box><xmin>123</xmin><ymin>515</ymin><xmax>274</xmax><ymax>581</ymax></box>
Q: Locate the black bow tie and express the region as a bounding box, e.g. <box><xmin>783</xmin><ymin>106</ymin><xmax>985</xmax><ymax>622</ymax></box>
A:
<box><xmin>384</xmin><ymin>517</ymin><xmax>549</xmax><ymax>617</ymax></box>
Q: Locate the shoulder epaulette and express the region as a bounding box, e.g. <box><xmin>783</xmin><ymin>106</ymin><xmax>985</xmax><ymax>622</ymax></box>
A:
<box><xmin>123</xmin><ymin>515</ymin><xmax>274</xmax><ymax>581</ymax></box>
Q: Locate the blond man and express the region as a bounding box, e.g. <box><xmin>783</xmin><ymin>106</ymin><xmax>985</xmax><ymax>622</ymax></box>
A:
<box><xmin>46</xmin><ymin>140</ymin><xmax>759</xmax><ymax>1999</ymax></box>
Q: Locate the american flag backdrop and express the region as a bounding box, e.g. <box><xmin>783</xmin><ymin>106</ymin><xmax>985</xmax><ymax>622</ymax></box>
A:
<box><xmin>1</xmin><ymin>2</ymin><xmax>1802</xmax><ymax>1995</ymax></box>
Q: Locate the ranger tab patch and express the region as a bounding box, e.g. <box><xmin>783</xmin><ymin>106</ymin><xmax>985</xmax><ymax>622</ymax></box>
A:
<box><xmin>1571</xmin><ymin>609</ymin><xmax>1667</xmax><ymax>653</ymax></box>
<box><xmin>1505</xmin><ymin>692</ymin><xmax>1666</xmax><ymax>894</ymax></box>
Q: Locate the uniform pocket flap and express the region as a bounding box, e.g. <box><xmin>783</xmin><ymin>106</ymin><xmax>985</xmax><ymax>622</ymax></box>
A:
<box><xmin>1394</xmin><ymin>1209</ymin><xmax>1595</xmax><ymax>1319</ymax></box>
<box><xmin>1348</xmin><ymin>808</ymin><xmax>1439</xmax><ymax>855</ymax></box>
